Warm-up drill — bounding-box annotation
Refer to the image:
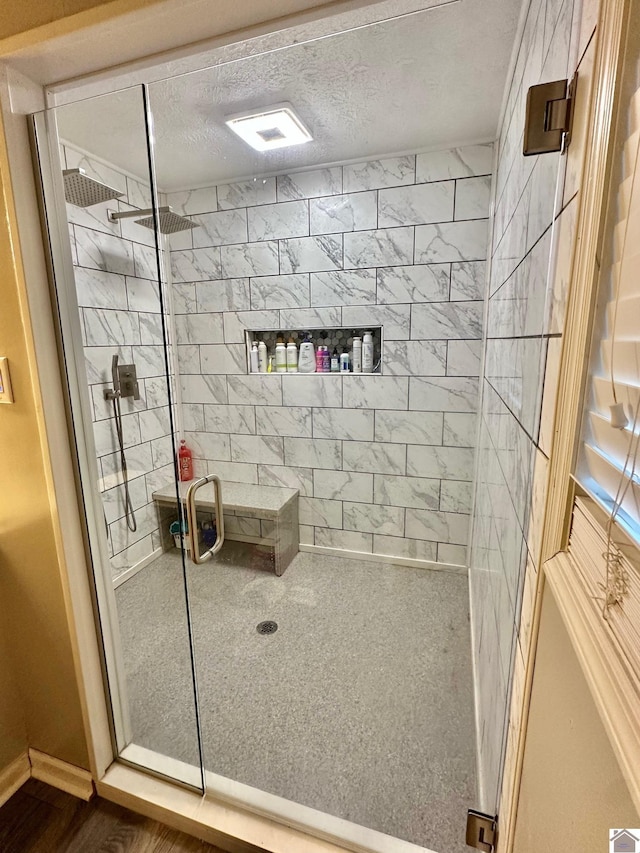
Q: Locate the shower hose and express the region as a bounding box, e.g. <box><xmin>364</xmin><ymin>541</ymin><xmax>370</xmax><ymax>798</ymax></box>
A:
<box><xmin>112</xmin><ymin>393</ymin><xmax>137</xmax><ymax>532</ymax></box>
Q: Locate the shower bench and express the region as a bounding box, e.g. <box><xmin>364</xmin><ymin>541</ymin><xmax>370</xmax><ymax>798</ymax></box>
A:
<box><xmin>151</xmin><ymin>479</ymin><xmax>299</xmax><ymax>576</ymax></box>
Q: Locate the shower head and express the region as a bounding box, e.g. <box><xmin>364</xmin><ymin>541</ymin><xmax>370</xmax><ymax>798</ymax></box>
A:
<box><xmin>108</xmin><ymin>206</ymin><xmax>198</xmax><ymax>234</ymax></box>
<box><xmin>62</xmin><ymin>168</ymin><xmax>124</xmax><ymax>207</ymax></box>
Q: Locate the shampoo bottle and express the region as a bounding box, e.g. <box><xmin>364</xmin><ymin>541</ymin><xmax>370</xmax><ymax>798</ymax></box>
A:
<box><xmin>340</xmin><ymin>348</ymin><xmax>350</xmax><ymax>372</ymax></box>
<box><xmin>362</xmin><ymin>331</ymin><xmax>373</xmax><ymax>373</ymax></box>
<box><xmin>275</xmin><ymin>335</ymin><xmax>288</xmax><ymax>373</ymax></box>
<box><xmin>331</xmin><ymin>347</ymin><xmax>340</xmax><ymax>372</ymax></box>
<box><xmin>352</xmin><ymin>335</ymin><xmax>362</xmax><ymax>373</ymax></box>
<box><xmin>258</xmin><ymin>340</ymin><xmax>267</xmax><ymax>373</ymax></box>
<box><xmin>250</xmin><ymin>341</ymin><xmax>259</xmax><ymax>373</ymax></box>
<box><xmin>298</xmin><ymin>334</ymin><xmax>316</xmax><ymax>373</ymax></box>
<box><xmin>286</xmin><ymin>338</ymin><xmax>298</xmax><ymax>373</ymax></box>
<box><xmin>316</xmin><ymin>345</ymin><xmax>325</xmax><ymax>373</ymax></box>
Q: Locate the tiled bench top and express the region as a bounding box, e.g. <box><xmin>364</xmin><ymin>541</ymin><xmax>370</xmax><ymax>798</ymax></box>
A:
<box><xmin>151</xmin><ymin>479</ymin><xmax>298</xmax><ymax>519</ymax></box>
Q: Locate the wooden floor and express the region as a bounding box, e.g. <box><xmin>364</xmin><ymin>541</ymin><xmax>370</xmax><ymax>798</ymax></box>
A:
<box><xmin>0</xmin><ymin>779</ymin><xmax>227</xmax><ymax>852</ymax></box>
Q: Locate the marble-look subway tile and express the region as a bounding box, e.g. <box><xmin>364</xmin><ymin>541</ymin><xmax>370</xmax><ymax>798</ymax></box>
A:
<box><xmin>130</xmin><ymin>345</ymin><xmax>166</xmax><ymax>378</ymax></box>
<box><xmin>192</xmin><ymin>209</ymin><xmax>248</xmax><ymax>247</ymax></box>
<box><xmin>279</xmin><ymin>306</ymin><xmax>341</xmax><ymax>330</ymax></box>
<box><xmin>455</xmin><ymin>176</ymin><xmax>492</xmax><ymax>220</ymax></box>
<box><xmin>175</xmin><ymin>312</ymin><xmax>224</xmax><ymax>345</ymax></box>
<box><xmin>310</xmin><ymin>269</ymin><xmax>376</xmax><ymax>307</ymax></box>
<box><xmin>409</xmin><ymin>377</ymin><xmax>479</xmax><ymax>412</ymax></box>
<box><xmin>405</xmin><ymin>507</ymin><xmax>469</xmax><ymax>545</ymax></box>
<box><xmin>310</xmin><ymin>191</ymin><xmax>377</xmax><ymax>235</ymax></box>
<box><xmin>177</xmin><ymin>344</ymin><xmax>200</xmax><ymax>374</ymax></box>
<box><xmin>437</xmin><ymin>542</ymin><xmax>467</xmax><ymax>565</ymax></box>
<box><xmin>373</xmin><ymin>535</ymin><xmax>437</xmax><ymax>562</ymax></box>
<box><xmin>312</xmin><ymin>407</ymin><xmax>374</xmax><ymax>441</ymax></box>
<box><xmin>443</xmin><ymin>412</ymin><xmax>478</xmax><ymax>447</ymax></box>
<box><xmin>250</xmin><ymin>273</ymin><xmax>310</xmax><ymax>310</ymax></box>
<box><xmin>284</xmin><ymin>437</ymin><xmax>342</xmax><ymax>470</ymax></box>
<box><xmin>75</xmin><ymin>267</ymin><xmax>128</xmax><ymax>310</ymax></box>
<box><xmin>343</xmin><ymin>502</ymin><xmax>404</xmax><ymax>537</ymax></box>
<box><xmin>344</xmin><ymin>227</ymin><xmax>413</xmax><ymax>269</ymax></box>
<box><xmin>196</xmin><ymin>279</ymin><xmax>251</xmax><ymax>313</ymax></box>
<box><xmin>313</xmin><ymin>470</ymin><xmax>373</xmax><ymax>503</ymax></box>
<box><xmin>282</xmin><ymin>374</ymin><xmax>342</xmax><ymax>408</ymax></box>
<box><xmin>341</xmin><ymin>304</ymin><xmax>410</xmax><ymax>340</ymax></box>
<box><xmin>416</xmin><ymin>144</ymin><xmax>493</xmax><ymax>183</ymax></box>
<box><xmin>377</xmin><ymin>264</ymin><xmax>450</xmax><ymax>304</ymax></box>
<box><xmin>200</xmin><ymin>344</ymin><xmax>247</xmax><ymax>374</ymax></box>
<box><xmin>223</xmin><ymin>310</ymin><xmax>281</xmax><ymax>343</ymax></box>
<box><xmin>83</xmin><ymin>307</ymin><xmax>140</xmax><ymax>346</ymax></box>
<box><xmin>450</xmin><ymin>261</ymin><xmax>486</xmax><ymax>301</ymax></box>
<box><xmin>204</xmin><ymin>403</ymin><xmax>255</xmax><ymax>434</ymax></box>
<box><xmin>342</xmin><ymin>376</ymin><xmax>408</xmax><ymax>410</ymax></box>
<box><xmin>180</xmin><ymin>374</ymin><xmax>228</xmax><ymax>404</ymax></box>
<box><xmin>172</xmin><ymin>282</ymin><xmax>196</xmax><ymax>314</ymax></box>
<box><xmin>344</xmin><ymin>156</ymin><xmax>415</xmax><ymax>192</ymax></box>
<box><xmin>185</xmin><ymin>431</ymin><xmax>230</xmax><ymax>461</ymax></box>
<box><xmin>342</xmin><ymin>440</ymin><xmax>406</xmax><ymax>475</ymax></box>
<box><xmin>221</xmin><ymin>241</ymin><xmax>279</xmax><ymax>278</ymax></box>
<box><xmin>166</xmin><ymin>186</ymin><xmax>217</xmax><ymax>216</ymax></box>
<box><xmin>383</xmin><ymin>340</ymin><xmax>447</xmax><ymax>376</ymax></box>
<box><xmin>447</xmin><ymin>340</ymin><xmax>482</xmax><ymax>376</ymax></box>
<box><xmin>374</xmin><ymin>410</ymin><xmax>443</xmax><ymax>445</ymax></box>
<box><xmin>227</xmin><ymin>374</ymin><xmax>283</xmax><ymax>406</ymax></box>
<box><xmin>75</xmin><ymin>227</ymin><xmax>135</xmax><ymax>276</ymax></box>
<box><xmin>440</xmin><ymin>480</ymin><xmax>473</xmax><ymax>513</ymax></box>
<box><xmin>277</xmin><ymin>168</ymin><xmax>342</xmax><ymax>201</ymax></box>
<box><xmin>206</xmin><ymin>460</ymin><xmax>258</xmax><ymax>484</ymax></box>
<box><xmin>299</xmin><ymin>496</ymin><xmax>343</xmax><ymax>529</ymax></box>
<box><xmin>217</xmin><ymin>178</ymin><xmax>276</xmax><ymax>209</ymax></box>
<box><xmin>279</xmin><ymin>235</ymin><xmax>343</xmax><ymax>274</ymax></box>
<box><xmin>126</xmin><ymin>277</ymin><xmax>160</xmax><ymax>313</ymax></box>
<box><xmin>415</xmin><ymin>220</ymin><xmax>489</xmax><ymax>263</ymax></box>
<box><xmin>183</xmin><ymin>403</ymin><xmax>205</xmax><ymax>432</ymax></box>
<box><xmin>171</xmin><ymin>247</ymin><xmax>222</xmax><ymax>282</ymax></box>
<box><xmin>230</xmin><ymin>434</ymin><xmax>284</xmax><ymax>465</ymax></box>
<box><xmin>258</xmin><ymin>464</ymin><xmax>313</xmax><ymax>496</ymax></box>
<box><xmin>139</xmin><ymin>406</ymin><xmax>171</xmax><ymax>441</ymax></box>
<box><xmin>373</xmin><ymin>474</ymin><xmax>439</xmax><ymax>510</ymax></box>
<box><xmin>407</xmin><ymin>444</ymin><xmax>474</xmax><ymax>480</ymax></box>
<box><xmin>314</xmin><ymin>528</ymin><xmax>372</xmax><ymax>552</ymax></box>
<box><xmin>255</xmin><ymin>406</ymin><xmax>312</xmax><ymax>437</ymax></box>
<box><xmin>378</xmin><ymin>182</ymin><xmax>454</xmax><ymax>227</ymax></box>
<box><xmin>248</xmin><ymin>200</ymin><xmax>309</xmax><ymax>242</ymax></box>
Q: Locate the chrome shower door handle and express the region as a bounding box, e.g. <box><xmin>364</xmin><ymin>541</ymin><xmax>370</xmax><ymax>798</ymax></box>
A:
<box><xmin>185</xmin><ymin>474</ymin><xmax>225</xmax><ymax>565</ymax></box>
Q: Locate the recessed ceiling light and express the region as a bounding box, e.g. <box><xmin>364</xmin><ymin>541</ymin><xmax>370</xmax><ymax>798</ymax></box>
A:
<box><xmin>225</xmin><ymin>103</ymin><xmax>313</xmax><ymax>152</ymax></box>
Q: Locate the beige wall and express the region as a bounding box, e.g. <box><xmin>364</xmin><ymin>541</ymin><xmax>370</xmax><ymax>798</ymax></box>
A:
<box><xmin>513</xmin><ymin>586</ymin><xmax>639</xmax><ymax>852</ymax></box>
<box><xmin>0</xmin><ymin>616</ymin><xmax>27</xmax><ymax>770</ymax></box>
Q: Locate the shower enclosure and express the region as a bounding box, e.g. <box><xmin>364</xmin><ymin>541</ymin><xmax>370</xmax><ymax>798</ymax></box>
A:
<box><xmin>27</xmin><ymin>2</ymin><xmax>553</xmax><ymax>849</ymax></box>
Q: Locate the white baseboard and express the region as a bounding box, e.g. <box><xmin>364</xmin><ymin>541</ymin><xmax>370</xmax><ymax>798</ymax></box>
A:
<box><xmin>29</xmin><ymin>749</ymin><xmax>94</xmax><ymax>800</ymax></box>
<box><xmin>113</xmin><ymin>546</ymin><xmax>163</xmax><ymax>589</ymax></box>
<box><xmin>0</xmin><ymin>753</ymin><xmax>30</xmax><ymax>808</ymax></box>
<box><xmin>299</xmin><ymin>543</ymin><xmax>466</xmax><ymax>574</ymax></box>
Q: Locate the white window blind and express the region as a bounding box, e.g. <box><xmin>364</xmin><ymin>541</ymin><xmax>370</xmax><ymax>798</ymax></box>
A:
<box><xmin>576</xmin><ymin>82</ymin><xmax>640</xmax><ymax>547</ymax></box>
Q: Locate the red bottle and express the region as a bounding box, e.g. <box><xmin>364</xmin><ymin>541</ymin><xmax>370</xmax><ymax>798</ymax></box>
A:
<box><xmin>178</xmin><ymin>439</ymin><xmax>193</xmax><ymax>481</ymax></box>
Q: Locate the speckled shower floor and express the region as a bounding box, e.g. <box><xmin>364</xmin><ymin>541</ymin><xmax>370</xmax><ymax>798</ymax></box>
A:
<box><xmin>116</xmin><ymin>542</ymin><xmax>476</xmax><ymax>852</ymax></box>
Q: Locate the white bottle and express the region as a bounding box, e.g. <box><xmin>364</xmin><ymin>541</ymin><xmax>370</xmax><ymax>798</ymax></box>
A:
<box><xmin>298</xmin><ymin>335</ymin><xmax>316</xmax><ymax>373</ymax></box>
<box><xmin>286</xmin><ymin>339</ymin><xmax>298</xmax><ymax>373</ymax></box>
<box><xmin>250</xmin><ymin>341</ymin><xmax>259</xmax><ymax>373</ymax></box>
<box><xmin>275</xmin><ymin>337</ymin><xmax>288</xmax><ymax>373</ymax></box>
<box><xmin>258</xmin><ymin>340</ymin><xmax>267</xmax><ymax>373</ymax></box>
<box><xmin>352</xmin><ymin>336</ymin><xmax>362</xmax><ymax>373</ymax></box>
<box><xmin>362</xmin><ymin>331</ymin><xmax>373</xmax><ymax>373</ymax></box>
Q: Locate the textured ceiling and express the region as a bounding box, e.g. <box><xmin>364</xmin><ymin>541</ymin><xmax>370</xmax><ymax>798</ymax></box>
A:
<box><xmin>57</xmin><ymin>0</ymin><xmax>521</xmax><ymax>191</ymax></box>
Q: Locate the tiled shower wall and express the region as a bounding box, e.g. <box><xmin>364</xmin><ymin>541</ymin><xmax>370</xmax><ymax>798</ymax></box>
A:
<box><xmin>469</xmin><ymin>0</ymin><xmax>589</xmax><ymax>811</ymax></box>
<box><xmin>166</xmin><ymin>145</ymin><xmax>492</xmax><ymax>565</ymax></box>
<box><xmin>64</xmin><ymin>143</ymin><xmax>176</xmax><ymax>580</ymax></box>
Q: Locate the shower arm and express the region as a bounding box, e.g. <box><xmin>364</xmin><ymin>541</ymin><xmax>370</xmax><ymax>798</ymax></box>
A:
<box><xmin>108</xmin><ymin>206</ymin><xmax>170</xmax><ymax>222</ymax></box>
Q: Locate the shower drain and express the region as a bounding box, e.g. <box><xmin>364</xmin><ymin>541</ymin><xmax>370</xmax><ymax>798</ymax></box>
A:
<box><xmin>256</xmin><ymin>620</ymin><xmax>278</xmax><ymax>635</ymax></box>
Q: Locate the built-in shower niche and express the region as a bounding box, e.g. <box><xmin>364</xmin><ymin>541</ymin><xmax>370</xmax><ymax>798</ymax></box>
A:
<box><xmin>245</xmin><ymin>326</ymin><xmax>383</xmax><ymax>374</ymax></box>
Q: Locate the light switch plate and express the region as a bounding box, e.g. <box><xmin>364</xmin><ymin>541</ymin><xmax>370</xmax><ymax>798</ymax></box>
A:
<box><xmin>0</xmin><ymin>357</ymin><xmax>15</xmax><ymax>403</ymax></box>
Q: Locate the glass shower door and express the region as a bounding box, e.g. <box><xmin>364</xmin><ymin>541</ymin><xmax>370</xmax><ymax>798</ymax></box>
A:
<box><xmin>31</xmin><ymin>85</ymin><xmax>204</xmax><ymax>788</ymax></box>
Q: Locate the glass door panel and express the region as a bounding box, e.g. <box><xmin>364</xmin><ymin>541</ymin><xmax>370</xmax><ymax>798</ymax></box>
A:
<box><xmin>32</xmin><ymin>85</ymin><xmax>203</xmax><ymax>788</ymax></box>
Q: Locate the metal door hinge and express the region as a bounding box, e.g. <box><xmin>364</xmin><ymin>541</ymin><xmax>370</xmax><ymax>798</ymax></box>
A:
<box><xmin>466</xmin><ymin>809</ymin><xmax>497</xmax><ymax>853</ymax></box>
<box><xmin>523</xmin><ymin>73</ymin><xmax>577</xmax><ymax>155</ymax></box>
